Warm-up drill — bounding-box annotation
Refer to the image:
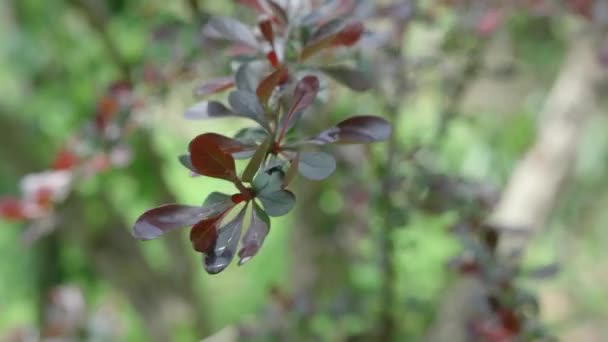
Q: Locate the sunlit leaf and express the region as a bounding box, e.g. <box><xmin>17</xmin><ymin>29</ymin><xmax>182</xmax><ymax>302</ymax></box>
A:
<box><xmin>320</xmin><ymin>65</ymin><xmax>374</xmax><ymax>92</ymax></box>
<box><xmin>184</xmin><ymin>101</ymin><xmax>234</xmax><ymax>120</ymax></box>
<box><xmin>204</xmin><ymin>204</ymin><xmax>248</xmax><ymax>274</ymax></box>
<box><xmin>189</xmin><ymin>133</ymin><xmax>238</xmax><ymax>181</ymax></box>
<box><xmin>203</xmin><ymin>17</ymin><xmax>259</xmax><ymax>49</ymax></box>
<box><xmin>308</xmin><ymin>115</ymin><xmax>392</xmax><ymax>145</ymax></box>
<box><xmin>238</xmin><ymin>202</ymin><xmax>270</xmax><ymax>265</ymax></box>
<box><xmin>298</xmin><ymin>151</ymin><xmax>336</xmax><ymax>180</ymax></box>
<box><xmin>194</xmin><ymin>77</ymin><xmax>235</xmax><ymax>97</ymax></box>
<box><xmin>258</xmin><ymin>189</ymin><xmax>295</xmax><ymax>217</ymax></box>
<box><xmin>133</xmin><ymin>203</ymin><xmax>232</xmax><ymax>240</ymax></box>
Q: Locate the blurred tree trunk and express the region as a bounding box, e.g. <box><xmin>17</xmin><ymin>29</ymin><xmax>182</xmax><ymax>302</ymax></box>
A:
<box><xmin>427</xmin><ymin>27</ymin><xmax>607</xmax><ymax>342</ymax></box>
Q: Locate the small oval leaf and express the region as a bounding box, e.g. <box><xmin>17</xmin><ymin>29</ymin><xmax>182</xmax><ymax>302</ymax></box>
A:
<box><xmin>298</xmin><ymin>151</ymin><xmax>336</xmax><ymax>180</ymax></box>
<box><xmin>238</xmin><ymin>202</ymin><xmax>270</xmax><ymax>265</ymax></box>
<box><xmin>228</xmin><ymin>90</ymin><xmax>267</xmax><ymax>126</ymax></box>
<box><xmin>258</xmin><ymin>190</ymin><xmax>295</xmax><ymax>217</ymax></box>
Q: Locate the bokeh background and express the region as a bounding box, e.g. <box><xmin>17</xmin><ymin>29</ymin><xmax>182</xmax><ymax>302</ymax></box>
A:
<box><xmin>1</xmin><ymin>0</ymin><xmax>608</xmax><ymax>341</ymax></box>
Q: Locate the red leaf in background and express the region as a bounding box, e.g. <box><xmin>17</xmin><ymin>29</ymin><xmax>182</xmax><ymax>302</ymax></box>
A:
<box><xmin>477</xmin><ymin>8</ymin><xmax>503</xmax><ymax>37</ymax></box>
<box><xmin>190</xmin><ymin>214</ymin><xmax>224</xmax><ymax>253</ymax></box>
<box><xmin>35</xmin><ymin>187</ymin><xmax>54</xmax><ymax>208</ymax></box>
<box><xmin>331</xmin><ymin>21</ymin><xmax>364</xmax><ymax>46</ymax></box>
<box><xmin>266</xmin><ymin>51</ymin><xmax>281</xmax><ymax>68</ymax></box>
<box><xmin>256</xmin><ymin>67</ymin><xmax>288</xmax><ymax>105</ymax></box>
<box><xmin>498</xmin><ymin>309</ymin><xmax>521</xmax><ymax>335</ymax></box>
<box><xmin>189</xmin><ymin>133</ymin><xmax>238</xmax><ymax>182</ymax></box>
<box><xmin>259</xmin><ymin>19</ymin><xmax>274</xmax><ymax>44</ymax></box>
<box><xmin>52</xmin><ymin>149</ymin><xmax>79</xmax><ymax>171</ymax></box>
<box><xmin>95</xmin><ymin>96</ymin><xmax>118</xmax><ymax>131</ymax></box>
<box><xmin>567</xmin><ymin>0</ymin><xmax>593</xmax><ymax>19</ymax></box>
<box><xmin>0</xmin><ymin>198</ymin><xmax>27</xmax><ymax>221</ymax></box>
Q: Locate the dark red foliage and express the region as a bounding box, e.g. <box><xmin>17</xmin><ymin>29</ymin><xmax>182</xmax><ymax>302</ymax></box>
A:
<box><xmin>190</xmin><ymin>215</ymin><xmax>223</xmax><ymax>253</ymax></box>
<box><xmin>331</xmin><ymin>21</ymin><xmax>364</xmax><ymax>46</ymax></box>
<box><xmin>0</xmin><ymin>198</ymin><xmax>26</xmax><ymax>221</ymax></box>
<box><xmin>52</xmin><ymin>149</ymin><xmax>79</xmax><ymax>171</ymax></box>
<box><xmin>189</xmin><ymin>133</ymin><xmax>238</xmax><ymax>182</ymax></box>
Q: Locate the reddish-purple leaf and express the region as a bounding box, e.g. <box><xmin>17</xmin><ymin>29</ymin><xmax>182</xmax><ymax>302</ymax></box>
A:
<box><xmin>268</xmin><ymin>0</ymin><xmax>288</xmax><ymax>26</ymax></box>
<box><xmin>238</xmin><ymin>202</ymin><xmax>270</xmax><ymax>265</ymax></box>
<box><xmin>259</xmin><ymin>19</ymin><xmax>274</xmax><ymax>44</ymax></box>
<box><xmin>190</xmin><ymin>213</ymin><xmax>225</xmax><ymax>253</ymax></box>
<box><xmin>189</xmin><ymin>133</ymin><xmax>238</xmax><ymax>181</ymax></box>
<box><xmin>204</xmin><ymin>205</ymin><xmax>248</xmax><ymax>274</ymax></box>
<box><xmin>279</xmin><ymin>76</ymin><xmax>319</xmax><ymax>138</ymax></box>
<box><xmin>300</xmin><ymin>20</ymin><xmax>364</xmax><ymax>60</ymax></box>
<box><xmin>308</xmin><ymin>115</ymin><xmax>392</xmax><ymax>145</ymax></box>
<box><xmin>133</xmin><ymin>203</ymin><xmax>232</xmax><ymax>240</ymax></box>
<box><xmin>194</xmin><ymin>77</ymin><xmax>235</xmax><ymax>97</ymax></box>
<box><xmin>256</xmin><ymin>67</ymin><xmax>288</xmax><ymax>106</ymax></box>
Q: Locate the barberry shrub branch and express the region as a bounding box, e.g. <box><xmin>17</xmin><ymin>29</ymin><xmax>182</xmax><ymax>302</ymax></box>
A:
<box><xmin>132</xmin><ymin>1</ymin><xmax>392</xmax><ymax>274</ymax></box>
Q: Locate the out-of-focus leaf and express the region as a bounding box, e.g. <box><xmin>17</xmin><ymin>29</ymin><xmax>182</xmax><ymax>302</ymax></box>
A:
<box><xmin>189</xmin><ymin>133</ymin><xmax>238</xmax><ymax>181</ymax></box>
<box><xmin>228</xmin><ymin>90</ymin><xmax>267</xmax><ymax>127</ymax></box>
<box><xmin>258</xmin><ymin>190</ymin><xmax>295</xmax><ymax>217</ymax></box>
<box><xmin>300</xmin><ymin>20</ymin><xmax>364</xmax><ymax>60</ymax></box>
<box><xmin>526</xmin><ymin>263</ymin><xmax>560</xmax><ymax>279</ymax></box>
<box><xmin>203</xmin><ymin>17</ymin><xmax>259</xmax><ymax>49</ymax></box>
<box><xmin>308</xmin><ymin>115</ymin><xmax>391</xmax><ymax>144</ymax></box>
<box><xmin>298</xmin><ymin>151</ymin><xmax>336</xmax><ymax>180</ymax></box>
<box><xmin>204</xmin><ymin>205</ymin><xmax>248</xmax><ymax>274</ymax></box>
<box><xmin>178</xmin><ymin>154</ymin><xmax>196</xmax><ymax>173</ymax></box>
<box><xmin>320</xmin><ymin>65</ymin><xmax>374</xmax><ymax>92</ymax></box>
<box><xmin>133</xmin><ymin>202</ymin><xmax>232</xmax><ymax>240</ymax></box>
<box><xmin>268</xmin><ymin>0</ymin><xmax>289</xmax><ymax>25</ymax></box>
<box><xmin>0</xmin><ymin>197</ymin><xmax>26</xmax><ymax>221</ymax></box>
<box><xmin>194</xmin><ymin>77</ymin><xmax>235</xmax><ymax>97</ymax></box>
<box><xmin>256</xmin><ymin>67</ymin><xmax>287</xmax><ymax>106</ymax></box>
<box><xmin>259</xmin><ymin>19</ymin><xmax>274</xmax><ymax>44</ymax></box>
<box><xmin>242</xmin><ymin>138</ymin><xmax>270</xmax><ymax>182</ymax></box>
<box><xmin>235</xmin><ymin>62</ymin><xmax>262</xmax><ymax>93</ymax></box>
<box><xmin>184</xmin><ymin>101</ymin><xmax>234</xmax><ymax>120</ymax></box>
<box><xmin>238</xmin><ymin>202</ymin><xmax>270</xmax><ymax>265</ymax></box>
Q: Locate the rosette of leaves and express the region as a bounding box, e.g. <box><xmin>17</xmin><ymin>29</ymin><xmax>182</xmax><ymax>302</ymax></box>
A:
<box><xmin>133</xmin><ymin>133</ymin><xmax>295</xmax><ymax>274</ymax></box>
<box><xmin>194</xmin><ymin>0</ymin><xmax>373</xmax><ymax>99</ymax></box>
<box><xmin>134</xmin><ymin>72</ymin><xmax>391</xmax><ymax>274</ymax></box>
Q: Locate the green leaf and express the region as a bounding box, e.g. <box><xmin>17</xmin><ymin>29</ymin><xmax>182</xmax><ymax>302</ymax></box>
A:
<box><xmin>298</xmin><ymin>151</ymin><xmax>336</xmax><ymax>180</ymax></box>
<box><xmin>258</xmin><ymin>190</ymin><xmax>295</xmax><ymax>217</ymax></box>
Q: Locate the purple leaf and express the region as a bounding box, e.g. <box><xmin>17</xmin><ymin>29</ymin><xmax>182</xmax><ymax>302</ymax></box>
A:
<box><xmin>308</xmin><ymin>115</ymin><xmax>392</xmax><ymax>145</ymax></box>
<box><xmin>189</xmin><ymin>133</ymin><xmax>238</xmax><ymax>181</ymax></box>
<box><xmin>279</xmin><ymin>76</ymin><xmax>319</xmax><ymax>138</ymax></box>
<box><xmin>238</xmin><ymin>202</ymin><xmax>270</xmax><ymax>265</ymax></box>
<box><xmin>133</xmin><ymin>203</ymin><xmax>232</xmax><ymax>240</ymax></box>
<box><xmin>204</xmin><ymin>204</ymin><xmax>248</xmax><ymax>274</ymax></box>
